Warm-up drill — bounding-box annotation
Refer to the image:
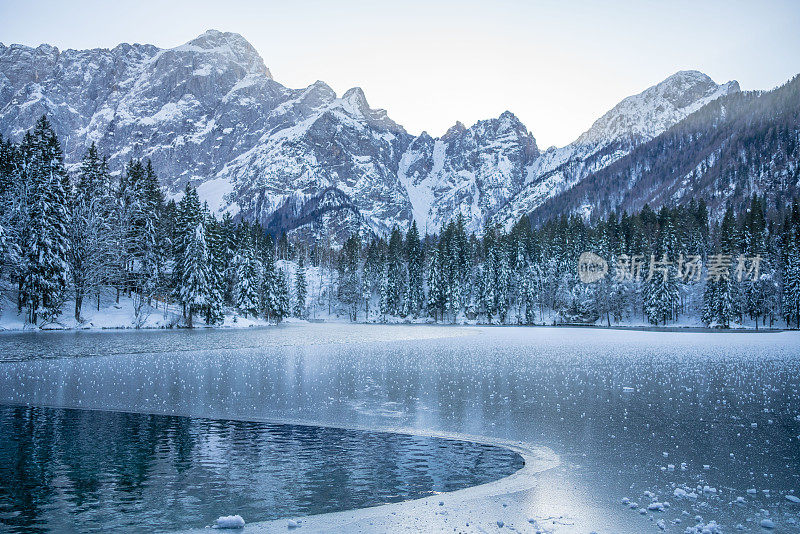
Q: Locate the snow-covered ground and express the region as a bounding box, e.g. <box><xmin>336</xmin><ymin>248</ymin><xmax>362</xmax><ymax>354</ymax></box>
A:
<box><xmin>0</xmin><ymin>288</ymin><xmax>272</xmax><ymax>331</ymax></box>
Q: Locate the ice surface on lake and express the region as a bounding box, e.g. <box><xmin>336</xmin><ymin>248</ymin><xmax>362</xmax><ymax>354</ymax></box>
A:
<box><xmin>1</xmin><ymin>324</ymin><xmax>799</xmax><ymax>532</ymax></box>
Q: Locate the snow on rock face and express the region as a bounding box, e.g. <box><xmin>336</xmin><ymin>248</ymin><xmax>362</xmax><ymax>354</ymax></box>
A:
<box><xmin>0</xmin><ymin>34</ymin><xmax>738</xmax><ymax>239</ymax></box>
<box><xmin>398</xmin><ymin>111</ymin><xmax>539</xmax><ymax>234</ymax></box>
<box><xmin>222</xmin><ymin>81</ymin><xmax>412</xmax><ymax>237</ymax></box>
<box><xmin>0</xmin><ymin>29</ymin><xmax>286</xmax><ymax>199</ymax></box>
<box><xmin>576</xmin><ymin>71</ymin><xmax>739</xmax><ymax>147</ymax></box>
<box><xmin>0</xmin><ymin>31</ymin><xmax>411</xmax><ymax>239</ymax></box>
<box><xmin>491</xmin><ymin>71</ymin><xmax>739</xmax><ymax>228</ymax></box>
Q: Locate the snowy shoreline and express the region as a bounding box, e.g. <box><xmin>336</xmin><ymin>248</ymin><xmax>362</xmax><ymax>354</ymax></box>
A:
<box><xmin>0</xmin><ymin>320</ymin><xmax>788</xmax><ymax>334</ymax></box>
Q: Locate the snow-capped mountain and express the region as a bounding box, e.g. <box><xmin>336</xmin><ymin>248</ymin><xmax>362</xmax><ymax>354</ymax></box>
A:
<box><xmin>491</xmin><ymin>71</ymin><xmax>740</xmax><ymax>228</ymax></box>
<box><xmin>528</xmin><ymin>74</ymin><xmax>800</xmax><ymax>223</ymax></box>
<box><xmin>399</xmin><ymin>112</ymin><xmax>539</xmax><ymax>233</ymax></box>
<box><xmin>0</xmin><ymin>30</ymin><xmax>413</xmax><ymax>238</ymax></box>
<box><xmin>0</xmin><ymin>31</ymin><xmax>741</xmax><ymax>239</ymax></box>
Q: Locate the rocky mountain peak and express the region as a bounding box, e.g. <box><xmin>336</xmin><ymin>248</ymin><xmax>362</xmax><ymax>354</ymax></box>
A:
<box><xmin>173</xmin><ymin>29</ymin><xmax>271</xmax><ymax>79</ymax></box>
<box><xmin>575</xmin><ymin>70</ymin><xmax>739</xmax><ymax>147</ymax></box>
<box><xmin>443</xmin><ymin>121</ymin><xmax>467</xmax><ymax>140</ymax></box>
<box><xmin>341</xmin><ymin>86</ymin><xmax>369</xmax><ymax>114</ymax></box>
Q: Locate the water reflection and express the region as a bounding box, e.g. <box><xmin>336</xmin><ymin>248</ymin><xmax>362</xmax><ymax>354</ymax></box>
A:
<box><xmin>0</xmin><ymin>405</ymin><xmax>523</xmax><ymax>533</ymax></box>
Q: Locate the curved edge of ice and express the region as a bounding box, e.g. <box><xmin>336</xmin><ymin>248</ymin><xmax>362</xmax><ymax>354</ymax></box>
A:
<box><xmin>176</xmin><ymin>425</ymin><xmax>559</xmax><ymax>534</ymax></box>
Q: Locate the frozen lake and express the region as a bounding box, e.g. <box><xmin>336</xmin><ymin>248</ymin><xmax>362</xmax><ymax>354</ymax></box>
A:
<box><xmin>0</xmin><ymin>324</ymin><xmax>799</xmax><ymax>532</ymax></box>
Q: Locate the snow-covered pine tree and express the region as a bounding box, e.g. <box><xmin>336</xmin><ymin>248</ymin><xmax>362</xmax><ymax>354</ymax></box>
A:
<box><xmin>219</xmin><ymin>213</ymin><xmax>238</xmax><ymax>304</ymax></box>
<box><xmin>511</xmin><ymin>230</ymin><xmax>528</xmax><ymax>323</ymax></box>
<box><xmin>178</xmin><ymin>220</ymin><xmax>211</xmax><ymax>328</ymax></box>
<box><xmin>426</xmin><ymin>242</ymin><xmax>446</xmax><ymax>322</ymax></box>
<box><xmin>274</xmin><ymin>268</ymin><xmax>290</xmax><ymax>323</ymax></box>
<box><xmin>174</xmin><ymin>183</ymin><xmax>202</xmax><ymax>314</ymax></box>
<box><xmin>378</xmin><ymin>263</ymin><xmax>389</xmax><ymax>320</ymax></box>
<box><xmin>495</xmin><ymin>238</ymin><xmax>512</xmax><ymax>323</ymax></box>
<box><xmin>385</xmin><ymin>228</ymin><xmax>406</xmax><ymax>316</ymax></box>
<box><xmin>404</xmin><ymin>221</ymin><xmax>423</xmax><ymax>316</ymax></box>
<box><xmin>718</xmin><ymin>207</ymin><xmax>738</xmax><ymax>327</ymax></box>
<box><xmin>782</xmin><ymin>202</ymin><xmax>800</xmax><ymax>328</ymax></box>
<box><xmin>293</xmin><ymin>254</ymin><xmax>307</xmax><ymax>318</ymax></box>
<box><xmin>742</xmin><ymin>195</ymin><xmax>768</xmax><ymax>328</ymax></box>
<box><xmin>361</xmin><ymin>239</ymin><xmax>382</xmax><ymax>319</ymax></box>
<box><xmin>480</xmin><ymin>227</ymin><xmax>498</xmax><ymax>323</ymax></box>
<box><xmin>203</xmin><ymin>214</ymin><xmax>226</xmax><ymax>325</ymax></box>
<box><xmin>444</xmin><ymin>226</ymin><xmax>461</xmax><ymax>322</ymax></box>
<box><xmin>139</xmin><ymin>160</ymin><xmax>166</xmax><ymax>300</ymax></box>
<box><xmin>259</xmin><ymin>243</ymin><xmax>277</xmax><ymax>321</ymax></box>
<box><xmin>233</xmin><ymin>236</ymin><xmax>259</xmax><ymax>319</ymax></box>
<box><xmin>19</xmin><ymin>116</ymin><xmax>70</xmax><ymax>324</ymax></box>
<box><xmin>644</xmin><ymin>209</ymin><xmax>679</xmax><ymax>325</ymax></box>
<box><xmin>338</xmin><ymin>233</ymin><xmax>361</xmax><ymax>321</ymax></box>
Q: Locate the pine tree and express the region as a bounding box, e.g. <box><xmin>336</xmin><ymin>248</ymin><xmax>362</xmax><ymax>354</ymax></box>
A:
<box><xmin>174</xmin><ymin>183</ymin><xmax>203</xmax><ymax>316</ymax></box>
<box><xmin>361</xmin><ymin>240</ymin><xmax>382</xmax><ymax>319</ymax></box>
<box><xmin>203</xmin><ymin>215</ymin><xmax>226</xmax><ymax>325</ymax></box>
<box><xmin>742</xmin><ymin>195</ymin><xmax>768</xmax><ymax>328</ymax></box>
<box><xmin>259</xmin><ymin>243</ymin><xmax>277</xmax><ymax>321</ymax></box>
<box><xmin>179</xmin><ymin>221</ymin><xmax>210</xmax><ymax>328</ymax></box>
<box><xmin>139</xmin><ymin>160</ymin><xmax>166</xmax><ymax>299</ymax></box>
<box><xmin>480</xmin><ymin>229</ymin><xmax>498</xmax><ymax>323</ymax></box>
<box><xmin>338</xmin><ymin>234</ymin><xmax>362</xmax><ymax>321</ymax></box>
<box><xmin>701</xmin><ymin>278</ymin><xmax>718</xmax><ymax>326</ymax></box>
<box><xmin>782</xmin><ymin>204</ymin><xmax>800</xmax><ymax>328</ymax></box>
<box><xmin>233</xmin><ymin>237</ymin><xmax>259</xmax><ymax>319</ymax></box>
<box><xmin>426</xmin><ymin>243</ymin><xmax>446</xmax><ymax>322</ymax></box>
<box><xmin>404</xmin><ymin>221</ymin><xmax>423</xmax><ymax>316</ymax></box>
<box><xmin>644</xmin><ymin>209</ymin><xmax>679</xmax><ymax>325</ymax></box>
<box><xmin>385</xmin><ymin>228</ymin><xmax>406</xmax><ymax>316</ymax></box>
<box><xmin>19</xmin><ymin>116</ymin><xmax>70</xmax><ymax>324</ymax></box>
<box><xmin>495</xmin><ymin>238</ymin><xmax>511</xmax><ymax>323</ymax></box>
<box><xmin>294</xmin><ymin>254</ymin><xmax>308</xmax><ymax>318</ymax></box>
<box><xmin>273</xmin><ymin>268</ymin><xmax>290</xmax><ymax>323</ymax></box>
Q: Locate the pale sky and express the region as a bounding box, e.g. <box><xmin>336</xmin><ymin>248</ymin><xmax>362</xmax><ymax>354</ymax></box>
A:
<box><xmin>1</xmin><ymin>0</ymin><xmax>798</xmax><ymax>148</ymax></box>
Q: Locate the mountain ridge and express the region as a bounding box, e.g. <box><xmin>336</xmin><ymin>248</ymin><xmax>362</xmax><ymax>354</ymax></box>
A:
<box><xmin>0</xmin><ymin>30</ymin><xmax>749</xmax><ymax>239</ymax></box>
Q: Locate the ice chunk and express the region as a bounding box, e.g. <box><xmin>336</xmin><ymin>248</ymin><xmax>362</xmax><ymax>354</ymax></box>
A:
<box><xmin>759</xmin><ymin>518</ymin><xmax>775</xmax><ymax>529</ymax></box>
<box><xmin>786</xmin><ymin>495</ymin><xmax>800</xmax><ymax>503</ymax></box>
<box><xmin>683</xmin><ymin>520</ymin><xmax>721</xmax><ymax>533</ymax></box>
<box><xmin>213</xmin><ymin>515</ymin><xmax>245</xmax><ymax>529</ymax></box>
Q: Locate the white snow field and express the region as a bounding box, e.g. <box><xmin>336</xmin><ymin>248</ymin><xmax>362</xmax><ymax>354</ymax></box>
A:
<box><xmin>1</xmin><ymin>325</ymin><xmax>799</xmax><ymax>533</ymax></box>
